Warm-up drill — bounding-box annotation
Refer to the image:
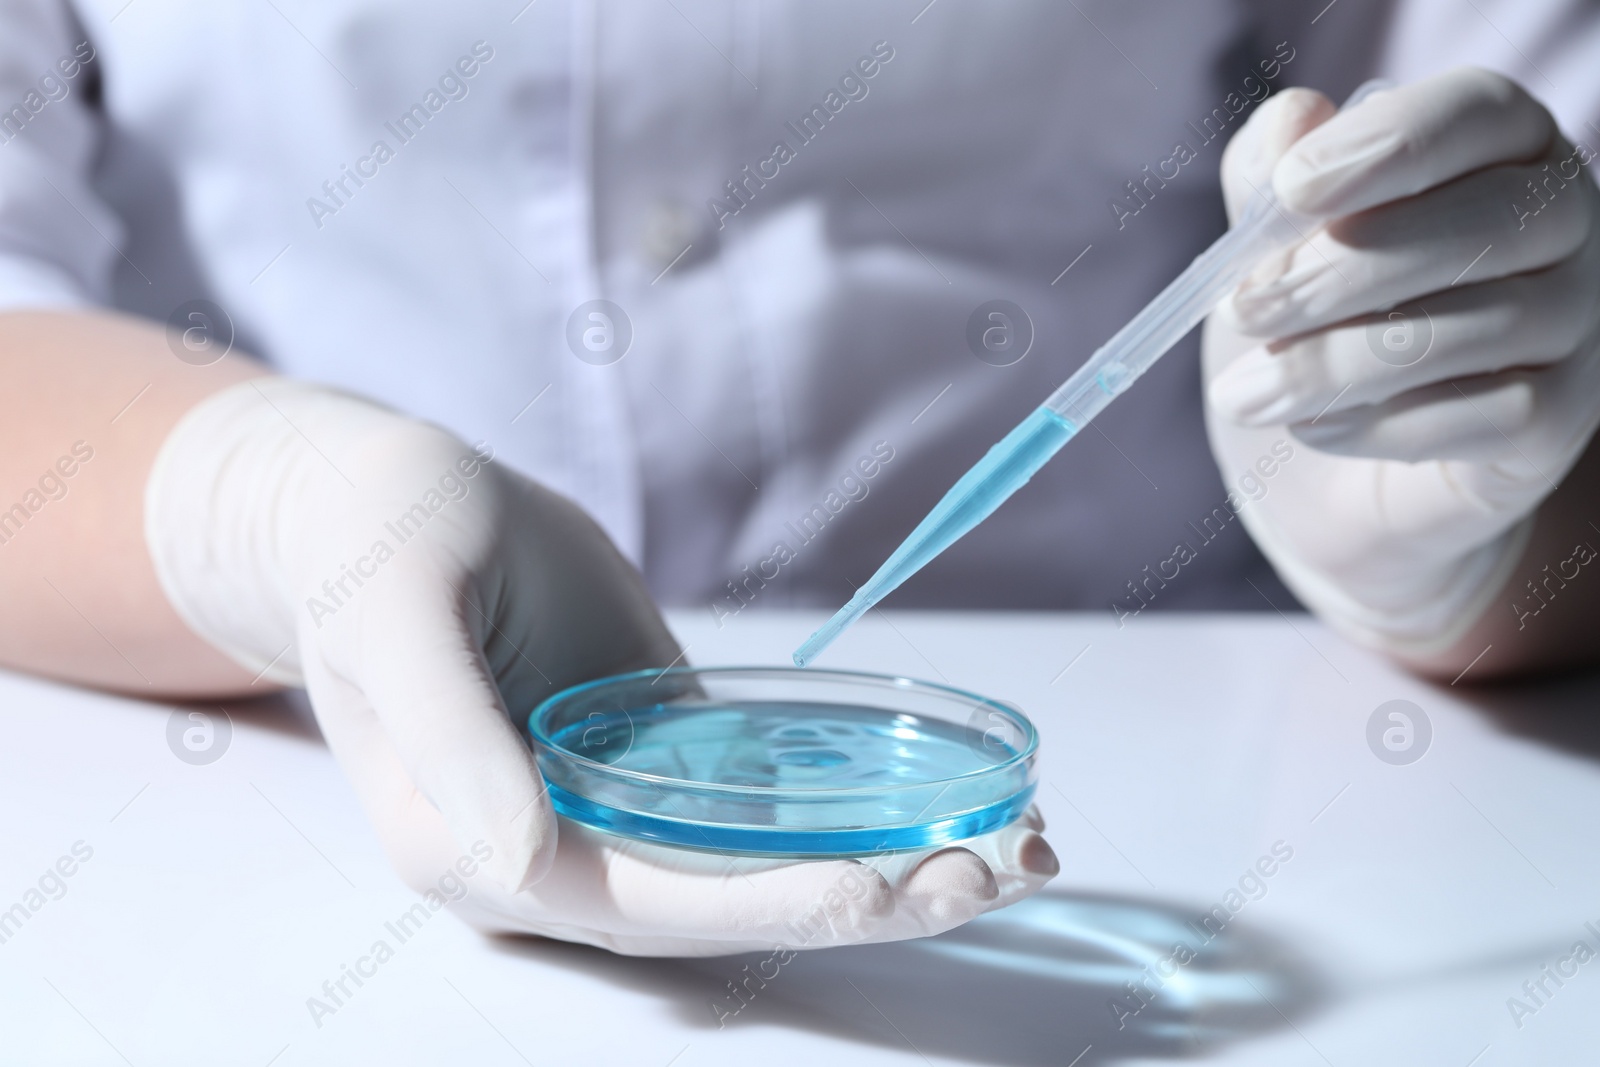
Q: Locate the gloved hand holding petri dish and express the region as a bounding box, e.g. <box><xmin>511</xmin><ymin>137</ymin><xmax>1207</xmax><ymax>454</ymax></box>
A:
<box><xmin>143</xmin><ymin>377</ymin><xmax>1057</xmax><ymax>957</ymax></box>
<box><xmin>485</xmin><ymin>665</ymin><xmax>1055</xmax><ymax>957</ymax></box>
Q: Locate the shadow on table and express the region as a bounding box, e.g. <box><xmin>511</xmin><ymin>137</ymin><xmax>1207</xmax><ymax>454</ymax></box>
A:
<box><xmin>491</xmin><ymin>889</ymin><xmax>1327</xmax><ymax>1066</ymax></box>
<box><xmin>197</xmin><ymin>689</ymin><xmax>324</xmax><ymax>745</ymax></box>
<box><xmin>1448</xmin><ymin>666</ymin><xmax>1600</xmax><ymax>763</ymax></box>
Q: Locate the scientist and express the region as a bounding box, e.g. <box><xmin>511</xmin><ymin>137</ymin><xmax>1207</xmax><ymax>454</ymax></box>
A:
<box><xmin>0</xmin><ymin>0</ymin><xmax>1597</xmax><ymax>955</ymax></box>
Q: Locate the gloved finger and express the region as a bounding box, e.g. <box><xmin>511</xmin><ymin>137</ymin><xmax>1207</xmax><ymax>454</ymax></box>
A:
<box><xmin>898</xmin><ymin>832</ymin><xmax>1056</xmax><ymax>933</ymax></box>
<box><xmin>878</xmin><ymin>847</ymin><xmax>1001</xmax><ymax>937</ymax></box>
<box><xmin>523</xmin><ymin>826</ymin><xmax>898</xmax><ymax>949</ymax></box>
<box><xmin>447</xmin><ymin>860</ymin><xmax>894</xmax><ymax>959</ymax></box>
<box><xmin>607</xmin><ymin>855</ymin><xmax>895</xmax><ymax>946</ymax></box>
<box><xmin>1293</xmin><ymin>342</ymin><xmax>1600</xmax><ymax>467</ymax></box>
<box><xmin>1220</xmin><ymin>87</ymin><xmax>1336</xmax><ymax>224</ymax></box>
<box><xmin>969</xmin><ymin>807</ymin><xmax>1057</xmax><ymax>910</ymax></box>
<box><xmin>1230</xmin><ymin>149</ymin><xmax>1594</xmax><ymax>339</ymax></box>
<box><xmin>344</xmin><ymin>568</ymin><xmax>557</xmax><ymax>894</ymax></box>
<box><xmin>849</xmin><ymin>815</ymin><xmax>1057</xmax><ymax>945</ymax></box>
<box><xmin>1274</xmin><ymin>67</ymin><xmax>1556</xmax><ymax>217</ymax></box>
<box><xmin>451</xmin><ymin>815</ymin><xmax>1056</xmax><ymax>957</ymax></box>
<box><xmin>301</xmin><ymin>643</ymin><xmax>471</xmax><ymax>884</ymax></box>
<box><xmin>1210</xmin><ymin>248</ymin><xmax>1600</xmax><ymax>427</ymax></box>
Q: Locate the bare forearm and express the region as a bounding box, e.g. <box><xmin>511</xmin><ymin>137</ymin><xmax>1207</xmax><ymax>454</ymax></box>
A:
<box><xmin>0</xmin><ymin>309</ymin><xmax>269</xmax><ymax>696</ymax></box>
<box><xmin>1399</xmin><ymin>432</ymin><xmax>1600</xmax><ymax>682</ymax></box>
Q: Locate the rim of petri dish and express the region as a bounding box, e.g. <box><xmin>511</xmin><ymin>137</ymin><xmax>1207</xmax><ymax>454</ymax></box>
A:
<box><xmin>528</xmin><ymin>666</ymin><xmax>1038</xmax><ymax>795</ymax></box>
<box><xmin>526</xmin><ymin>666</ymin><xmax>1040</xmax><ymax>855</ymax></box>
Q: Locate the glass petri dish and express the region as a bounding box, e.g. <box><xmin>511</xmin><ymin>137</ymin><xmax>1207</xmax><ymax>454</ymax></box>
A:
<box><xmin>527</xmin><ymin>666</ymin><xmax>1038</xmax><ymax>856</ymax></box>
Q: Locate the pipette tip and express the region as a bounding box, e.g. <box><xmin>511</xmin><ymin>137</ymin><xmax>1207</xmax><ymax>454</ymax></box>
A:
<box><xmin>792</xmin><ymin>600</ymin><xmax>867</xmax><ymax>667</ymax></box>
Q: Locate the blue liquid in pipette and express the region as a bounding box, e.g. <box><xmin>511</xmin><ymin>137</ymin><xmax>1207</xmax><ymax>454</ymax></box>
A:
<box><xmin>794</xmin><ymin>406</ymin><xmax>1076</xmax><ymax>666</ymax></box>
<box><xmin>791</xmin><ymin>83</ymin><xmax>1395</xmax><ymax>668</ymax></box>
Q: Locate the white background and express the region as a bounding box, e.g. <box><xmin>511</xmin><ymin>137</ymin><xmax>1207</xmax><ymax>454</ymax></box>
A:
<box><xmin>1</xmin><ymin>610</ymin><xmax>1596</xmax><ymax>1065</ymax></box>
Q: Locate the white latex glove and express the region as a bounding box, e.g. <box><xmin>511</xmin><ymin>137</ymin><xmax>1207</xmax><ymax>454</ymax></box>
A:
<box><xmin>1203</xmin><ymin>68</ymin><xmax>1600</xmax><ymax>656</ymax></box>
<box><xmin>146</xmin><ymin>378</ymin><xmax>1057</xmax><ymax>956</ymax></box>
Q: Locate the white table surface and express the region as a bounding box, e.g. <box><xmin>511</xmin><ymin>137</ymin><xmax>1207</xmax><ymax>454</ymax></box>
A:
<box><xmin>2</xmin><ymin>609</ymin><xmax>1598</xmax><ymax>1066</ymax></box>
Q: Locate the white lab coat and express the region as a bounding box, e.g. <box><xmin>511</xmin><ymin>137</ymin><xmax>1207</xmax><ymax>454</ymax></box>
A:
<box><xmin>2</xmin><ymin>0</ymin><xmax>1597</xmax><ymax>618</ymax></box>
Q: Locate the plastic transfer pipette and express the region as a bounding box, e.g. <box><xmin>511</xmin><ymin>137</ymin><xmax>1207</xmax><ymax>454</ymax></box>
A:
<box><xmin>793</xmin><ymin>82</ymin><xmax>1389</xmax><ymax>667</ymax></box>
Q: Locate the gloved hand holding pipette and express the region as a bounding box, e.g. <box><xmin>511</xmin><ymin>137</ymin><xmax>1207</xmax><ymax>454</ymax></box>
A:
<box><xmin>796</xmin><ymin>81</ymin><xmax>1391</xmax><ymax>665</ymax></box>
<box><xmin>1204</xmin><ymin>69</ymin><xmax>1600</xmax><ymax>676</ymax></box>
<box><xmin>798</xmin><ymin>66</ymin><xmax>1600</xmax><ymax>679</ymax></box>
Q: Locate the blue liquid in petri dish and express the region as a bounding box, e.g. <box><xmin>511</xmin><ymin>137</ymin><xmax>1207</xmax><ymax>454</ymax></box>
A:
<box><xmin>529</xmin><ymin>668</ymin><xmax>1038</xmax><ymax>856</ymax></box>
